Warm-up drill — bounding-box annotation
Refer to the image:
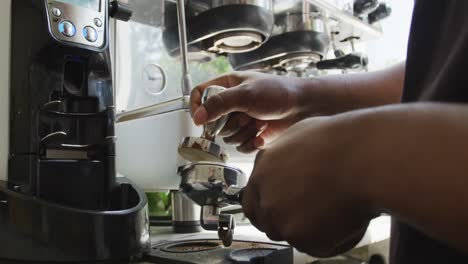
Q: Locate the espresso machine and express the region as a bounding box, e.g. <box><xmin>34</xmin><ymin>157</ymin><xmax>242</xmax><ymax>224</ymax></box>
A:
<box><xmin>0</xmin><ymin>0</ymin><xmax>391</xmax><ymax>263</ymax></box>
<box><xmin>114</xmin><ymin>0</ymin><xmax>391</xmax><ymax>263</ymax></box>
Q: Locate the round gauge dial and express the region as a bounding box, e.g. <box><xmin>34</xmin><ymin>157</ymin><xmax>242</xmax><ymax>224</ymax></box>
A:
<box><xmin>142</xmin><ymin>64</ymin><xmax>167</xmax><ymax>95</ymax></box>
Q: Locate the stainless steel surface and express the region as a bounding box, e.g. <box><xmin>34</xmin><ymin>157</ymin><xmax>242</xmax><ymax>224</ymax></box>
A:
<box><xmin>210</xmin><ymin>32</ymin><xmax>263</xmax><ymax>54</ymax></box>
<box><xmin>306</xmin><ymin>0</ymin><xmax>382</xmax><ymax>39</ymax></box>
<box><xmin>120</xmin><ymin>0</ymin><xmax>165</xmax><ymax>27</ymax></box>
<box><xmin>142</xmin><ymin>64</ymin><xmax>167</xmax><ymax>95</ymax></box>
<box><xmin>178</xmin><ymin>162</ymin><xmax>246</xmax><ymax>207</ymax></box>
<box><xmin>228</xmin><ymin>1</ymin><xmax>330</xmax><ymax>75</ymax></box>
<box><xmin>279</xmin><ymin>52</ymin><xmax>322</xmax><ymax>73</ymax></box>
<box><xmin>218</xmin><ymin>213</ymin><xmax>235</xmax><ymax>246</ymax></box>
<box><xmin>178</xmin><ymin>136</ymin><xmax>228</xmax><ymax>163</ymax></box>
<box><xmin>177</xmin><ymin>0</ymin><xmax>193</xmax><ymax>96</ymax></box>
<box><xmin>115</xmin><ymin>96</ymin><xmax>190</xmax><ymax>123</ymax></box>
<box><xmin>114</xmin><ymin>15</ymin><xmax>227</xmax><ymax>113</ymax></box>
<box><xmin>229</xmin><ymin>0</ymin><xmax>385</xmax><ymax>76</ymax></box>
<box><xmin>59</xmin><ymin>20</ymin><xmax>76</xmax><ymax>37</ymax></box>
<box><xmin>94</xmin><ymin>17</ymin><xmax>102</xmax><ymax>27</ymax></box>
<box><xmin>178</xmin><ymin>161</ymin><xmax>244</xmax><ymax>246</ymax></box>
<box><xmin>171</xmin><ymin>0</ymin><xmax>274</xmax><ymax>55</ymax></box>
<box><xmin>83</xmin><ymin>25</ymin><xmax>97</xmax><ymax>42</ymax></box>
<box><xmin>52</xmin><ymin>7</ymin><xmax>62</xmax><ymax>17</ymax></box>
<box><xmin>114</xmin><ymin>0</ymin><xmax>197</xmax><ymax>121</ymax></box>
<box><xmin>201</xmin><ymin>86</ymin><xmax>229</xmax><ymax>141</ymax></box>
<box><xmin>273</xmin><ymin>13</ymin><xmax>325</xmax><ymax>35</ymax></box>
<box><xmin>189</xmin><ymin>0</ymin><xmax>273</xmax><ymax>14</ymax></box>
<box><xmin>272</xmin><ymin>0</ymin><xmax>303</xmax><ymax>15</ymax></box>
<box><xmin>229</xmin><ymin>31</ymin><xmax>329</xmax><ymax>75</ymax></box>
<box><xmin>46</xmin><ymin>0</ymin><xmax>106</xmax><ymax>48</ymax></box>
<box><xmin>201</xmin><ymin>205</ymin><xmax>221</xmax><ymax>230</ymax></box>
<box><xmin>172</xmin><ymin>191</ymin><xmax>201</xmax><ymax>222</ymax></box>
<box><xmin>200</xmin><ymin>206</ymin><xmax>235</xmax><ymax>246</ymax></box>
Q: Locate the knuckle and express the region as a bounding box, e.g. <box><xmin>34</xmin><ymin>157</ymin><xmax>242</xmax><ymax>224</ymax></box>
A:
<box><xmin>211</xmin><ymin>93</ymin><xmax>225</xmax><ymax>107</ymax></box>
<box><xmin>230</xmin><ymin>71</ymin><xmax>245</xmax><ymax>79</ymax></box>
<box><xmin>205</xmin><ymin>93</ymin><xmax>226</xmax><ymax>114</ymax></box>
<box><xmin>226</xmin><ymin>72</ymin><xmax>246</xmax><ymax>87</ymax></box>
<box><xmin>239</xmin><ymin>84</ymin><xmax>254</xmax><ymax>99</ymax></box>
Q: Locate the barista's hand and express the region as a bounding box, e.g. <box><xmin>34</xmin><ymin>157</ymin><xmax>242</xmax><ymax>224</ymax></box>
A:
<box><xmin>242</xmin><ymin>117</ymin><xmax>375</xmax><ymax>257</ymax></box>
<box><xmin>191</xmin><ymin>72</ymin><xmax>306</xmax><ymax>153</ymax></box>
<box><xmin>191</xmin><ymin>64</ymin><xmax>405</xmax><ymax>154</ymax></box>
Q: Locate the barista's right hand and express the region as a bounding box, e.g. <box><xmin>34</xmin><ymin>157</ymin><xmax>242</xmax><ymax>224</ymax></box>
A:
<box><xmin>191</xmin><ymin>72</ymin><xmax>307</xmax><ymax>154</ymax></box>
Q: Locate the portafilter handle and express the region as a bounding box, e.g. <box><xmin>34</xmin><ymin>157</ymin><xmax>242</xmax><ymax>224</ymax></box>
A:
<box><xmin>201</xmin><ymin>85</ymin><xmax>229</xmax><ymax>141</ymax></box>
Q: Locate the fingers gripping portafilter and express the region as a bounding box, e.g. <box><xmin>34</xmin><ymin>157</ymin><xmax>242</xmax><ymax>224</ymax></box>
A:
<box><xmin>178</xmin><ymin>86</ymin><xmax>247</xmax><ymax>247</ymax></box>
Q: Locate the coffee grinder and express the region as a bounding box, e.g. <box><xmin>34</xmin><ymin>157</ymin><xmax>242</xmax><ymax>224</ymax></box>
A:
<box><xmin>0</xmin><ymin>0</ymin><xmax>149</xmax><ymax>262</ymax></box>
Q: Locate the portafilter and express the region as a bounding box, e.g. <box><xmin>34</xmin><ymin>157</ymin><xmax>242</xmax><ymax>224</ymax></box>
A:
<box><xmin>178</xmin><ymin>162</ymin><xmax>246</xmax><ymax>247</ymax></box>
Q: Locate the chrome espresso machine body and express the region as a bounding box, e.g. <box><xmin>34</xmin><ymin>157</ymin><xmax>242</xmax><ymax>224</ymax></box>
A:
<box><xmin>0</xmin><ymin>0</ymin><xmax>391</xmax><ymax>263</ymax></box>
<box><xmin>114</xmin><ymin>1</ymin><xmax>391</xmax><ymax>263</ymax></box>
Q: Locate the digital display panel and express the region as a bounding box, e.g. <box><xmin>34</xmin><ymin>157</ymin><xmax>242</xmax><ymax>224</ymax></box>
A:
<box><xmin>57</xmin><ymin>0</ymin><xmax>101</xmax><ymax>11</ymax></box>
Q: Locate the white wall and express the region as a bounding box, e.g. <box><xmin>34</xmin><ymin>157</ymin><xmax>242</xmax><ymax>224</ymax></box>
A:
<box><xmin>367</xmin><ymin>0</ymin><xmax>414</xmax><ymax>70</ymax></box>
<box><xmin>0</xmin><ymin>0</ymin><xmax>10</xmax><ymax>181</ymax></box>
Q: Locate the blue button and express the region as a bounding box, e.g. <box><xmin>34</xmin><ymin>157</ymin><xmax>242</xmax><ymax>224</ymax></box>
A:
<box><xmin>58</xmin><ymin>21</ymin><xmax>75</xmax><ymax>37</ymax></box>
<box><xmin>83</xmin><ymin>26</ymin><xmax>98</xmax><ymax>42</ymax></box>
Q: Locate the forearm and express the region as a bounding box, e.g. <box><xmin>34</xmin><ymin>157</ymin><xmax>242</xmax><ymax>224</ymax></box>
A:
<box><xmin>340</xmin><ymin>103</ymin><xmax>468</xmax><ymax>253</ymax></box>
<box><xmin>297</xmin><ymin>62</ymin><xmax>405</xmax><ymax>116</ymax></box>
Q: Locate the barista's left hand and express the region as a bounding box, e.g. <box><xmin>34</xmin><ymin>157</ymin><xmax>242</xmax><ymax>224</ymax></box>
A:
<box><xmin>242</xmin><ymin>116</ymin><xmax>375</xmax><ymax>257</ymax></box>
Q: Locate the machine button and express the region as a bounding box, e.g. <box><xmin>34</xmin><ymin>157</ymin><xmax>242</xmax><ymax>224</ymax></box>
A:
<box><xmin>83</xmin><ymin>26</ymin><xmax>98</xmax><ymax>42</ymax></box>
<box><xmin>94</xmin><ymin>18</ymin><xmax>103</xmax><ymax>27</ymax></box>
<box><xmin>52</xmin><ymin>7</ymin><xmax>62</xmax><ymax>17</ymax></box>
<box><xmin>58</xmin><ymin>21</ymin><xmax>76</xmax><ymax>37</ymax></box>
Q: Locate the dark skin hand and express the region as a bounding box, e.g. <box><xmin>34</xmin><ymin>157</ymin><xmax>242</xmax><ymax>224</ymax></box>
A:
<box><xmin>191</xmin><ymin>72</ymin><xmax>303</xmax><ymax>153</ymax></box>
<box><xmin>190</xmin><ymin>63</ymin><xmax>408</xmax><ymax>256</ymax></box>
<box><xmin>191</xmin><ymin>63</ymin><xmax>404</xmax><ymax>153</ymax></box>
<box><xmin>243</xmin><ymin>116</ymin><xmax>374</xmax><ymax>257</ymax></box>
<box><xmin>244</xmin><ymin>103</ymin><xmax>468</xmax><ymax>256</ymax></box>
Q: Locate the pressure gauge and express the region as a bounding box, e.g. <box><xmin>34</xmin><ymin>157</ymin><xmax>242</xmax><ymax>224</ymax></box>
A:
<box><xmin>142</xmin><ymin>64</ymin><xmax>166</xmax><ymax>95</ymax></box>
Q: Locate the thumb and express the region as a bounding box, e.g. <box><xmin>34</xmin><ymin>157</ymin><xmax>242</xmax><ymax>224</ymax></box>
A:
<box><xmin>193</xmin><ymin>86</ymin><xmax>253</xmax><ymax>125</ymax></box>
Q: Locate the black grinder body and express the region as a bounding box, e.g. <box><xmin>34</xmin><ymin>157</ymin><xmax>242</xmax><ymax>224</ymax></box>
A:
<box><xmin>0</xmin><ymin>0</ymin><xmax>149</xmax><ymax>261</ymax></box>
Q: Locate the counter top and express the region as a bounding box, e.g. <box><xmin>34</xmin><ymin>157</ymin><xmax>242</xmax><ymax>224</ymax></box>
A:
<box><xmin>150</xmin><ymin>216</ymin><xmax>391</xmax><ymax>264</ymax></box>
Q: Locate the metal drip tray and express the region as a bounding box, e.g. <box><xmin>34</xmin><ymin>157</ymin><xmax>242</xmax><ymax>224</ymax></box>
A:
<box><xmin>147</xmin><ymin>239</ymin><xmax>293</xmax><ymax>264</ymax></box>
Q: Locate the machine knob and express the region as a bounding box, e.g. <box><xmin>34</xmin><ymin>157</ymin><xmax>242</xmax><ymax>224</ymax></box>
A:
<box><xmin>83</xmin><ymin>26</ymin><xmax>98</xmax><ymax>42</ymax></box>
<box><xmin>353</xmin><ymin>0</ymin><xmax>379</xmax><ymax>16</ymax></box>
<box><xmin>109</xmin><ymin>0</ymin><xmax>133</xmax><ymax>22</ymax></box>
<box><xmin>334</xmin><ymin>49</ymin><xmax>346</xmax><ymax>58</ymax></box>
<box><xmin>58</xmin><ymin>21</ymin><xmax>76</xmax><ymax>37</ymax></box>
<box><xmin>316</xmin><ymin>52</ymin><xmax>368</xmax><ymax>71</ymax></box>
<box><xmin>368</xmin><ymin>3</ymin><xmax>392</xmax><ymax>24</ymax></box>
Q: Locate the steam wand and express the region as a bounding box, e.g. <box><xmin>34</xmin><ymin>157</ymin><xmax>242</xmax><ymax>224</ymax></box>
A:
<box><xmin>176</xmin><ymin>0</ymin><xmax>192</xmax><ymax>97</ymax></box>
<box><xmin>115</xmin><ymin>0</ymin><xmax>192</xmax><ymax>123</ymax></box>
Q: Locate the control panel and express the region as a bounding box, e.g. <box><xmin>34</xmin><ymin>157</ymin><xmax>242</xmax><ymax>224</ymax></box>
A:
<box><xmin>45</xmin><ymin>0</ymin><xmax>106</xmax><ymax>48</ymax></box>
